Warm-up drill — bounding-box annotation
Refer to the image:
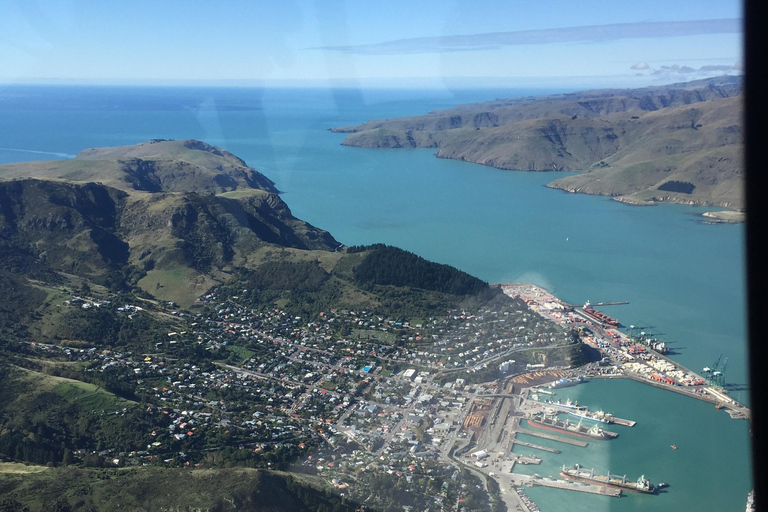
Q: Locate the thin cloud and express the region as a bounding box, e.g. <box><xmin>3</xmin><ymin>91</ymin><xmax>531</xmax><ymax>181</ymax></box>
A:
<box><xmin>313</xmin><ymin>19</ymin><xmax>740</xmax><ymax>55</ymax></box>
<box><xmin>631</xmin><ymin>62</ymin><xmax>650</xmax><ymax>70</ymax></box>
<box><xmin>650</xmin><ymin>63</ymin><xmax>741</xmax><ymax>75</ymax></box>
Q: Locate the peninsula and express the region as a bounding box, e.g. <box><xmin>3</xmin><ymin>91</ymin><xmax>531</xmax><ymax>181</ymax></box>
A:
<box><xmin>331</xmin><ymin>76</ymin><xmax>743</xmax><ymax>212</ymax></box>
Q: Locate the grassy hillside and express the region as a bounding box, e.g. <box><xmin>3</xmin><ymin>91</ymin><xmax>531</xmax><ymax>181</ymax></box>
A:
<box><xmin>0</xmin><ymin>466</ymin><xmax>360</xmax><ymax>512</ymax></box>
<box><xmin>332</xmin><ymin>76</ymin><xmax>743</xmax><ymax>210</ymax></box>
<box><xmin>0</xmin><ymin>139</ymin><xmax>278</xmax><ymax>195</ymax></box>
<box><xmin>215</xmin><ymin>244</ymin><xmax>497</xmax><ymax>321</ymax></box>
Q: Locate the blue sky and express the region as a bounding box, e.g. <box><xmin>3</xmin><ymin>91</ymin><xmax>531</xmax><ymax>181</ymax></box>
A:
<box><xmin>0</xmin><ymin>0</ymin><xmax>743</xmax><ymax>87</ymax></box>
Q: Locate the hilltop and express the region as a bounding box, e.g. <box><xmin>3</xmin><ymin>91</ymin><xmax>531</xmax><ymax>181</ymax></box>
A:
<box><xmin>0</xmin><ymin>139</ymin><xmax>278</xmax><ymax>195</ymax></box>
<box><xmin>332</xmin><ymin>76</ymin><xmax>743</xmax><ymax>210</ymax></box>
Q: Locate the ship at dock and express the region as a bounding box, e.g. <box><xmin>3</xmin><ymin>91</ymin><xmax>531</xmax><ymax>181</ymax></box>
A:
<box><xmin>582</xmin><ymin>301</ymin><xmax>621</xmax><ymax>327</ymax></box>
<box><xmin>548</xmin><ymin>375</ymin><xmax>586</xmax><ymax>389</ymax></box>
<box><xmin>544</xmin><ymin>397</ymin><xmax>585</xmax><ymax>410</ymax></box>
<box><xmin>560</xmin><ymin>464</ymin><xmax>658</xmax><ymax>494</ymax></box>
<box><xmin>566</xmin><ymin>407</ymin><xmax>615</xmax><ymax>424</ymax></box>
<box><xmin>527</xmin><ymin>412</ymin><xmax>618</xmax><ymax>440</ymax></box>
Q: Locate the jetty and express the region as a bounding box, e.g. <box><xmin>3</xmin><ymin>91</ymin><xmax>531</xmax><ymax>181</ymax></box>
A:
<box><xmin>513</xmin><ymin>439</ymin><xmax>560</xmax><ymax>453</ymax></box>
<box><xmin>612</xmin><ymin>417</ymin><xmax>637</xmax><ymax>427</ymax></box>
<box><xmin>566</xmin><ymin>300</ymin><xmax>629</xmax><ymax>308</ymax></box>
<box><xmin>511</xmin><ymin>473</ymin><xmax>621</xmax><ymax>497</ymax></box>
<box><xmin>517</xmin><ymin>428</ymin><xmax>589</xmax><ymax>447</ymax></box>
<box><xmin>512</xmin><ymin>454</ymin><xmax>542</xmax><ymax>465</ymax></box>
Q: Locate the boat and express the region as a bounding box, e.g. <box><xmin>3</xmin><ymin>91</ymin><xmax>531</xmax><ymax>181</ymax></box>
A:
<box><xmin>531</xmin><ymin>387</ymin><xmax>555</xmax><ymax>396</ymax></box>
<box><xmin>566</xmin><ymin>407</ymin><xmax>615</xmax><ymax>424</ymax></box>
<box><xmin>560</xmin><ymin>464</ymin><xmax>657</xmax><ymax>494</ymax></box>
<box><xmin>582</xmin><ymin>301</ymin><xmax>620</xmax><ymax>327</ymax></box>
<box><xmin>548</xmin><ymin>376</ymin><xmax>586</xmax><ymax>389</ymax></box>
<box><xmin>670</xmin><ymin>445</ymin><xmax>677</xmax><ymax>450</ymax></box>
<box><xmin>544</xmin><ymin>397</ymin><xmax>584</xmax><ymax>411</ymax></box>
<box><xmin>527</xmin><ymin>413</ymin><xmax>618</xmax><ymax>440</ymax></box>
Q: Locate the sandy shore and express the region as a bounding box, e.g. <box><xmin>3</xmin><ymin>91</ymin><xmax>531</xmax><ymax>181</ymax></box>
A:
<box><xmin>702</xmin><ymin>210</ymin><xmax>745</xmax><ymax>223</ymax></box>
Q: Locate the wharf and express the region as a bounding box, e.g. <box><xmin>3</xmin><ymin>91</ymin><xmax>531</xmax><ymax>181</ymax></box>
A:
<box><xmin>566</xmin><ymin>301</ymin><xmax>629</xmax><ymax>308</ymax></box>
<box><xmin>513</xmin><ymin>454</ymin><xmax>542</xmax><ymax>465</ymax></box>
<box><xmin>621</xmin><ymin>373</ymin><xmax>750</xmax><ymax>419</ymax></box>
<box><xmin>517</xmin><ymin>427</ymin><xmax>589</xmax><ymax>447</ymax></box>
<box><xmin>513</xmin><ymin>439</ymin><xmax>561</xmax><ymax>453</ymax></box>
<box><xmin>511</xmin><ymin>473</ymin><xmax>621</xmax><ymax>497</ymax></box>
<box><xmin>612</xmin><ymin>417</ymin><xmax>636</xmax><ymax>427</ymax></box>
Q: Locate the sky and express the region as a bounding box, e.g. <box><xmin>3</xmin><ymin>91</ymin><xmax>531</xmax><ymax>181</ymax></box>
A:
<box><xmin>0</xmin><ymin>0</ymin><xmax>743</xmax><ymax>87</ymax></box>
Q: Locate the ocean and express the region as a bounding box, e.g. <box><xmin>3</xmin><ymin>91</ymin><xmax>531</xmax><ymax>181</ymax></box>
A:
<box><xmin>0</xmin><ymin>84</ymin><xmax>751</xmax><ymax>510</ymax></box>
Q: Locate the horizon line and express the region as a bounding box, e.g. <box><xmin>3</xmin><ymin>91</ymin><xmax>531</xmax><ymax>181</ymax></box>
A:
<box><xmin>0</xmin><ymin>72</ymin><xmax>742</xmax><ymax>90</ymax></box>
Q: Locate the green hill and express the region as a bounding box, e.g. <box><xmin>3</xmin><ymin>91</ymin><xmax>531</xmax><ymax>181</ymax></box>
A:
<box><xmin>0</xmin><ymin>139</ymin><xmax>278</xmax><ymax>195</ymax></box>
<box><xmin>0</xmin><ymin>140</ymin><xmax>515</xmax><ymax>334</ymax></box>
<box><xmin>0</xmin><ymin>466</ymin><xmax>360</xmax><ymax>512</ymax></box>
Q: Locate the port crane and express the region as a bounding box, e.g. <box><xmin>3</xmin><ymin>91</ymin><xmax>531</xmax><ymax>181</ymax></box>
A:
<box><xmin>702</xmin><ymin>354</ymin><xmax>727</xmax><ymax>387</ymax></box>
<box><xmin>628</xmin><ymin>323</ymin><xmax>668</xmax><ymax>353</ymax></box>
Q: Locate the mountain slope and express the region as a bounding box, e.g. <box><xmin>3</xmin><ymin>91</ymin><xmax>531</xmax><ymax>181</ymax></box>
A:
<box><xmin>0</xmin><ymin>139</ymin><xmax>278</xmax><ymax>195</ymax></box>
<box><xmin>0</xmin><ymin>140</ymin><xmax>509</xmax><ymax>324</ymax></box>
<box><xmin>332</xmin><ymin>76</ymin><xmax>744</xmax><ymax>209</ymax></box>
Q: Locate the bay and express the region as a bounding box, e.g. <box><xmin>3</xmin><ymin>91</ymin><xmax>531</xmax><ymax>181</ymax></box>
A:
<box><xmin>0</xmin><ymin>84</ymin><xmax>751</xmax><ymax>510</ymax></box>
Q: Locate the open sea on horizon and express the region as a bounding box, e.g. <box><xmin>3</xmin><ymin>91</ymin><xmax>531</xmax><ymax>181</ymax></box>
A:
<box><xmin>0</xmin><ymin>84</ymin><xmax>752</xmax><ymax>511</ymax></box>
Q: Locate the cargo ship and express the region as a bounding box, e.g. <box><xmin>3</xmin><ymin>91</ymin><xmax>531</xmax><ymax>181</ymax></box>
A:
<box><xmin>560</xmin><ymin>464</ymin><xmax>656</xmax><ymax>494</ymax></box>
<box><xmin>544</xmin><ymin>397</ymin><xmax>585</xmax><ymax>411</ymax></box>
<box><xmin>527</xmin><ymin>413</ymin><xmax>618</xmax><ymax>440</ymax></box>
<box><xmin>582</xmin><ymin>302</ymin><xmax>620</xmax><ymax>327</ymax></box>
<box><xmin>566</xmin><ymin>407</ymin><xmax>615</xmax><ymax>424</ymax></box>
<box><xmin>548</xmin><ymin>376</ymin><xmax>586</xmax><ymax>389</ymax></box>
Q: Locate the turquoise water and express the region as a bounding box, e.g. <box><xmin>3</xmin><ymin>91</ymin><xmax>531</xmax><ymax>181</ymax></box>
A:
<box><xmin>517</xmin><ymin>379</ymin><xmax>752</xmax><ymax>511</ymax></box>
<box><xmin>0</xmin><ymin>85</ymin><xmax>751</xmax><ymax>509</ymax></box>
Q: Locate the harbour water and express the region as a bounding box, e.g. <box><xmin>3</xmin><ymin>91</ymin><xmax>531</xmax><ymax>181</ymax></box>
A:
<box><xmin>0</xmin><ymin>85</ymin><xmax>751</xmax><ymax>510</ymax></box>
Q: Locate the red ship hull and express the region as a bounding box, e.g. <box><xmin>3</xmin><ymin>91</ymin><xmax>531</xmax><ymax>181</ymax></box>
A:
<box><xmin>583</xmin><ymin>308</ymin><xmax>620</xmax><ymax>327</ymax></box>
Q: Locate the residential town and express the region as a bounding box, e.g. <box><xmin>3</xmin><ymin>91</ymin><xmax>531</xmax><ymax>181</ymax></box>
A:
<box><xmin>13</xmin><ymin>282</ymin><xmax>747</xmax><ymax>512</ymax></box>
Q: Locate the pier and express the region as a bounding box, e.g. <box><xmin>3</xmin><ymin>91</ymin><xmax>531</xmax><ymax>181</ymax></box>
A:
<box><xmin>522</xmin><ymin>397</ymin><xmax>638</xmax><ymax>428</ymax></box>
<box><xmin>510</xmin><ymin>473</ymin><xmax>621</xmax><ymax>497</ymax></box>
<box><xmin>512</xmin><ymin>454</ymin><xmax>542</xmax><ymax>465</ymax></box>
<box><xmin>513</xmin><ymin>439</ymin><xmax>561</xmax><ymax>453</ymax></box>
<box><xmin>566</xmin><ymin>301</ymin><xmax>629</xmax><ymax>308</ymax></box>
<box><xmin>612</xmin><ymin>417</ymin><xmax>636</xmax><ymax>427</ymax></box>
<box><xmin>517</xmin><ymin>428</ymin><xmax>589</xmax><ymax>447</ymax></box>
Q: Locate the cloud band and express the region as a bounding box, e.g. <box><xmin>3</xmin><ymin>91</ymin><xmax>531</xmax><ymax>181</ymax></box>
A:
<box><xmin>313</xmin><ymin>18</ymin><xmax>741</xmax><ymax>55</ymax></box>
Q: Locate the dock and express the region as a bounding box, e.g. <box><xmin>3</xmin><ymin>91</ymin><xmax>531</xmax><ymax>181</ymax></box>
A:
<box><xmin>511</xmin><ymin>473</ymin><xmax>621</xmax><ymax>497</ymax></box>
<box><xmin>565</xmin><ymin>301</ymin><xmax>629</xmax><ymax>308</ymax></box>
<box><xmin>512</xmin><ymin>454</ymin><xmax>542</xmax><ymax>465</ymax></box>
<box><xmin>612</xmin><ymin>417</ymin><xmax>636</xmax><ymax>427</ymax></box>
<box><xmin>513</xmin><ymin>439</ymin><xmax>561</xmax><ymax>453</ymax></box>
<box><xmin>517</xmin><ymin>428</ymin><xmax>589</xmax><ymax>447</ymax></box>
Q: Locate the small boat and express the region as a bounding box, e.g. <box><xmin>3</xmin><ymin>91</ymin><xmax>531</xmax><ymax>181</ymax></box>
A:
<box><xmin>658</xmin><ymin>482</ymin><xmax>669</xmax><ymax>489</ymax></box>
<box><xmin>670</xmin><ymin>445</ymin><xmax>677</xmax><ymax>450</ymax></box>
